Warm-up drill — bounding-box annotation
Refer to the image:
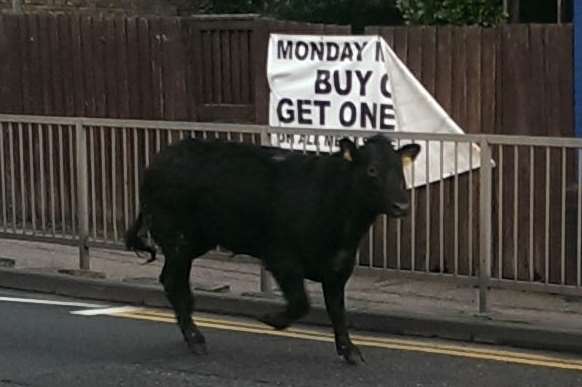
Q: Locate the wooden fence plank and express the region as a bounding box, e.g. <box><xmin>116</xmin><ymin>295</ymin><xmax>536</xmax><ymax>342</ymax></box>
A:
<box><xmin>523</xmin><ymin>25</ymin><xmax>546</xmax><ymax>282</ymax></box>
<box><xmin>544</xmin><ymin>25</ymin><xmax>573</xmax><ymax>284</ymax></box>
<box><xmin>435</xmin><ymin>26</ymin><xmax>452</xmax><ymax>119</ymax></box>
<box><xmin>480</xmin><ymin>27</ymin><xmax>498</xmax><ymax>135</ymax></box>
<box><xmin>406</xmin><ymin>27</ymin><xmax>423</xmax><ymax>81</ymax></box>
<box><xmin>93</xmin><ymin>16</ymin><xmax>107</xmax><ymax>117</ymax></box>
<box><xmin>105</xmin><ymin>17</ymin><xmax>119</xmax><ymax>118</ymax></box>
<box><xmin>201</xmin><ymin>29</ymin><xmax>213</xmax><ymax>104</ymax></box>
<box><xmin>380</xmin><ymin>26</ymin><xmax>394</xmax><ymax>49</ymax></box>
<box><xmin>392</xmin><ymin>26</ymin><xmax>408</xmax><ymax>64</ymax></box>
<box><xmin>18</xmin><ymin>15</ymin><xmax>31</xmax><ymax>114</ymax></box>
<box><xmin>161</xmin><ymin>18</ymin><xmax>176</xmax><ymax>120</ymax></box>
<box><xmin>451</xmin><ymin>27</ymin><xmax>468</xmax><ymax>130</ymax></box>
<box><xmin>6</xmin><ymin>15</ymin><xmax>23</xmax><ymax>114</ymax></box>
<box><xmin>554</xmin><ymin>24</ymin><xmax>574</xmax><ymax>138</ymax></box>
<box><xmin>239</xmin><ymin>29</ymin><xmax>251</xmax><ymax>104</ymax></box>
<box><xmin>465</xmin><ymin>27</ymin><xmax>482</xmax><ymax>134</ymax></box>
<box><xmin>221</xmin><ymin>28</ymin><xmax>232</xmax><ymax>104</ymax></box>
<box><xmin>230</xmin><ymin>30</ymin><xmax>242</xmax><ymax>104</ymax></box>
<box><xmin>212</xmin><ymin>29</ymin><xmax>223</xmax><ymax>104</ymax></box>
<box><xmin>116</xmin><ymin>17</ymin><xmax>130</xmax><ymax>119</ymax></box>
<box><xmin>28</xmin><ymin>15</ymin><xmax>41</xmax><ymax>115</ymax></box>
<box><xmin>188</xmin><ymin>20</ymin><xmax>202</xmax><ymax>120</ymax></box>
<box><xmin>170</xmin><ymin>18</ymin><xmax>188</xmax><ymax>121</ymax></box>
<box><xmin>0</xmin><ymin>15</ymin><xmax>8</xmax><ymax>112</ymax></box>
<box><xmin>81</xmin><ymin>15</ymin><xmax>96</xmax><ymax>117</ymax></box>
<box><xmin>137</xmin><ymin>17</ymin><xmax>153</xmax><ymax>119</ymax></box>
<box><xmin>58</xmin><ymin>14</ymin><xmax>75</xmax><ymax>116</ymax></box>
<box><xmin>528</xmin><ymin>25</ymin><xmax>547</xmax><ymax>137</ymax></box>
<box><xmin>71</xmin><ymin>14</ymin><xmax>86</xmax><ymax>116</ymax></box>
<box><xmin>149</xmin><ymin>17</ymin><xmax>163</xmax><ymax>119</ymax></box>
<box><xmin>48</xmin><ymin>15</ymin><xmax>64</xmax><ymax>116</ymax></box>
<box><xmin>421</xmin><ymin>26</ymin><xmax>436</xmax><ymax>96</ymax></box>
<box><xmin>126</xmin><ymin>17</ymin><xmax>140</xmax><ymax>118</ymax></box>
<box><xmin>253</xmin><ymin>19</ymin><xmax>269</xmax><ymax>124</ymax></box>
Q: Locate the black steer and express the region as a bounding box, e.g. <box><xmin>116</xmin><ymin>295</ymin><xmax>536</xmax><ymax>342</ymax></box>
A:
<box><xmin>125</xmin><ymin>134</ymin><xmax>420</xmax><ymax>364</ymax></box>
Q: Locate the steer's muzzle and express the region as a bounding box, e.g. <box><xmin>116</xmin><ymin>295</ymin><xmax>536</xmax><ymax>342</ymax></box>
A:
<box><xmin>390</xmin><ymin>201</ymin><xmax>410</xmax><ymax>217</ymax></box>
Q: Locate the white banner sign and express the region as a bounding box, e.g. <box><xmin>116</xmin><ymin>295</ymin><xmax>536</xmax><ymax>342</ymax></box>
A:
<box><xmin>269</xmin><ymin>35</ymin><xmax>396</xmax><ymax>130</ymax></box>
<box><xmin>267</xmin><ymin>34</ymin><xmax>481</xmax><ymax>187</ymax></box>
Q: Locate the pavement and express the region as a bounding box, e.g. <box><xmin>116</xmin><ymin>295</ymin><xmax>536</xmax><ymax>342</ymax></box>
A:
<box><xmin>2</xmin><ymin>237</ymin><xmax>582</xmax><ymax>355</ymax></box>
<box><xmin>5</xmin><ymin>292</ymin><xmax>582</xmax><ymax>387</ymax></box>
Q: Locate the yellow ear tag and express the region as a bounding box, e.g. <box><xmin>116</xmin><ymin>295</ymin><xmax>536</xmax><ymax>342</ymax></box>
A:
<box><xmin>402</xmin><ymin>156</ymin><xmax>414</xmax><ymax>188</ymax></box>
<box><xmin>343</xmin><ymin>150</ymin><xmax>353</xmax><ymax>162</ymax></box>
<box><xmin>402</xmin><ymin>155</ymin><xmax>413</xmax><ymax>168</ymax></box>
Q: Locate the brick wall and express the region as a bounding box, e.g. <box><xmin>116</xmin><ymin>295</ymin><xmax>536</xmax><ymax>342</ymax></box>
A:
<box><xmin>0</xmin><ymin>0</ymin><xmax>193</xmax><ymax>15</ymax></box>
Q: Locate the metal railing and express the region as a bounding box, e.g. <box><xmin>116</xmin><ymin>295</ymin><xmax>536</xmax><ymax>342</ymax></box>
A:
<box><xmin>1</xmin><ymin>114</ymin><xmax>581</xmax><ymax>313</ymax></box>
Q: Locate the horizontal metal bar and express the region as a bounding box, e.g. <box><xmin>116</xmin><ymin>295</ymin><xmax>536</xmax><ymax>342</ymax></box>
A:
<box><xmin>0</xmin><ymin>115</ymin><xmax>80</xmax><ymax>125</ymax></box>
<box><xmin>0</xmin><ymin>233</ymin><xmax>260</xmax><ymax>266</ymax></box>
<box><xmin>83</xmin><ymin>119</ymin><xmax>264</xmax><ymax>133</ymax></box>
<box><xmin>485</xmin><ymin>135</ymin><xmax>582</xmax><ymax>148</ymax></box>
<box><xmin>0</xmin><ymin>232</ymin><xmax>77</xmax><ymax>244</ymax></box>
<box><xmin>353</xmin><ymin>267</ymin><xmax>477</xmax><ymax>285</ymax></box>
<box><xmin>0</xmin><ymin>233</ymin><xmax>129</xmax><ymax>252</ymax></box>
<box><xmin>5</xmin><ymin>226</ymin><xmax>582</xmax><ymax>298</ymax></box>
<box><xmin>2</xmin><ymin>115</ymin><xmax>582</xmax><ymax>148</ymax></box>
<box><xmin>84</xmin><ymin>119</ymin><xmax>263</xmax><ymax>133</ymax></box>
<box><xmin>489</xmin><ymin>278</ymin><xmax>582</xmax><ymax>297</ymax></box>
<box><xmin>0</xmin><ymin>115</ymin><xmax>262</xmax><ymax>134</ymax></box>
<box><xmin>267</xmin><ymin>126</ymin><xmax>486</xmax><ymax>143</ymax></box>
<box><xmin>354</xmin><ymin>267</ymin><xmax>582</xmax><ymax>297</ymax></box>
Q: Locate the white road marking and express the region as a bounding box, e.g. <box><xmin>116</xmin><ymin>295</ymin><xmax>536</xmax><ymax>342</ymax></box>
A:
<box><xmin>70</xmin><ymin>306</ymin><xmax>141</xmax><ymax>316</ymax></box>
<box><xmin>0</xmin><ymin>296</ymin><xmax>104</xmax><ymax>308</ymax></box>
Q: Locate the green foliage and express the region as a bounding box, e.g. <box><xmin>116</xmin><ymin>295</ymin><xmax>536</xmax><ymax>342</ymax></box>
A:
<box><xmin>395</xmin><ymin>0</ymin><xmax>507</xmax><ymax>26</ymax></box>
<box><xmin>192</xmin><ymin>0</ymin><xmax>403</xmax><ymax>32</ymax></box>
<box><xmin>199</xmin><ymin>0</ymin><xmax>267</xmax><ymax>14</ymax></box>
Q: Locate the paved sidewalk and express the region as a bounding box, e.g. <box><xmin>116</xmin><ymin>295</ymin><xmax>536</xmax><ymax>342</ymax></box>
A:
<box><xmin>2</xmin><ymin>237</ymin><xmax>582</xmax><ymax>353</ymax></box>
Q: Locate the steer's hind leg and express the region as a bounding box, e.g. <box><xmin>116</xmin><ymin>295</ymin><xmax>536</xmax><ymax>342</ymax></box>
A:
<box><xmin>258</xmin><ymin>265</ymin><xmax>310</xmax><ymax>330</ymax></box>
<box><xmin>160</xmin><ymin>246</ymin><xmax>207</xmax><ymax>355</ymax></box>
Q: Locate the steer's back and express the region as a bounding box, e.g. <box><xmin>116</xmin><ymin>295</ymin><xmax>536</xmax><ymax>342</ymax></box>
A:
<box><xmin>141</xmin><ymin>138</ymin><xmax>278</xmax><ymax>256</ymax></box>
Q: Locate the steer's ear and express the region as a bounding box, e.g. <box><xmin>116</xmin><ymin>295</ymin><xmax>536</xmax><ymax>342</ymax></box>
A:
<box><xmin>397</xmin><ymin>143</ymin><xmax>421</xmax><ymax>167</ymax></box>
<box><xmin>339</xmin><ymin>138</ymin><xmax>357</xmax><ymax>162</ymax></box>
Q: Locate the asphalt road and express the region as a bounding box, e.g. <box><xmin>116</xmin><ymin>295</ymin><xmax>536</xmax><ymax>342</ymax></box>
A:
<box><xmin>1</xmin><ymin>289</ymin><xmax>582</xmax><ymax>387</ymax></box>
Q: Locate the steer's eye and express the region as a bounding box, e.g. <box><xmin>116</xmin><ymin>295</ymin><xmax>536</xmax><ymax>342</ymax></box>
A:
<box><xmin>367</xmin><ymin>165</ymin><xmax>378</xmax><ymax>177</ymax></box>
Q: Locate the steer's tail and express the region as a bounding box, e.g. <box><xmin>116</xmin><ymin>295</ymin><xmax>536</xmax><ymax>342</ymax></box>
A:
<box><xmin>125</xmin><ymin>212</ymin><xmax>157</xmax><ymax>264</ymax></box>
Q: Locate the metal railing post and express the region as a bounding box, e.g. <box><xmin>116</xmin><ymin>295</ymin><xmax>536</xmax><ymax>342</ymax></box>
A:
<box><xmin>11</xmin><ymin>0</ymin><xmax>23</xmax><ymax>14</ymax></box>
<box><xmin>76</xmin><ymin>120</ymin><xmax>90</xmax><ymax>270</ymax></box>
<box><xmin>479</xmin><ymin>139</ymin><xmax>492</xmax><ymax>314</ymax></box>
<box><xmin>259</xmin><ymin>126</ymin><xmax>273</xmax><ymax>294</ymax></box>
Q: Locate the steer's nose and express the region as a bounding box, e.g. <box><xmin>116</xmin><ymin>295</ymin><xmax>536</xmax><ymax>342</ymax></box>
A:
<box><xmin>391</xmin><ymin>201</ymin><xmax>410</xmax><ymax>217</ymax></box>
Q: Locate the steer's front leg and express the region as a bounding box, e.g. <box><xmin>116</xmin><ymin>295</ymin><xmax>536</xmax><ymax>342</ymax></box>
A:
<box><xmin>322</xmin><ymin>277</ymin><xmax>364</xmax><ymax>365</ymax></box>
<box><xmin>259</xmin><ymin>265</ymin><xmax>310</xmax><ymax>330</ymax></box>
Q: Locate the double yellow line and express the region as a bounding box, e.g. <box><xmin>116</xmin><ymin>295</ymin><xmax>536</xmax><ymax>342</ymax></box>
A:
<box><xmin>115</xmin><ymin>308</ymin><xmax>582</xmax><ymax>371</ymax></box>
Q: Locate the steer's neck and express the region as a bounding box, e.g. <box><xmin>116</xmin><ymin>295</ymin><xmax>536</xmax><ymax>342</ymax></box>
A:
<box><xmin>340</xmin><ymin>189</ymin><xmax>379</xmax><ymax>251</ymax></box>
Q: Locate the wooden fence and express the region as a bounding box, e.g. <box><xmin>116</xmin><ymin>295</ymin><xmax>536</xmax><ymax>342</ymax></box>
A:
<box><xmin>0</xmin><ymin>14</ymin><xmax>577</xmax><ymax>283</ymax></box>
<box><xmin>1</xmin><ymin>16</ymin><xmax>572</xmax><ymax>132</ymax></box>
<box><xmin>0</xmin><ymin>14</ymin><xmax>349</xmax><ymax>124</ymax></box>
<box><xmin>363</xmin><ymin>24</ymin><xmax>575</xmax><ymax>282</ymax></box>
<box><xmin>366</xmin><ymin>24</ymin><xmax>573</xmax><ymax>137</ymax></box>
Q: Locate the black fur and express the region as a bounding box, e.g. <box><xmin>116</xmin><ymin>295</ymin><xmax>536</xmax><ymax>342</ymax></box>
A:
<box><xmin>125</xmin><ymin>134</ymin><xmax>420</xmax><ymax>364</ymax></box>
<box><xmin>125</xmin><ymin>212</ymin><xmax>157</xmax><ymax>263</ymax></box>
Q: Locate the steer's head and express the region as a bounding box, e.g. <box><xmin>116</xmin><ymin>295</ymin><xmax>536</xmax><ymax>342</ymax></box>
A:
<box><xmin>339</xmin><ymin>135</ymin><xmax>420</xmax><ymax>218</ymax></box>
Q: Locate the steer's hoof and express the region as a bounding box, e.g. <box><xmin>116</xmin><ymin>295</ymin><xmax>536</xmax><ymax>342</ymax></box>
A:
<box><xmin>185</xmin><ymin>334</ymin><xmax>208</xmax><ymax>355</ymax></box>
<box><xmin>338</xmin><ymin>343</ymin><xmax>365</xmax><ymax>365</ymax></box>
<box><xmin>258</xmin><ymin>313</ymin><xmax>290</xmax><ymax>330</ymax></box>
<box><xmin>187</xmin><ymin>340</ymin><xmax>208</xmax><ymax>356</ymax></box>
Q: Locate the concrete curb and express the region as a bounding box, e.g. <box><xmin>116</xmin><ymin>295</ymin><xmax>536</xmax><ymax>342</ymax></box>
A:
<box><xmin>1</xmin><ymin>267</ymin><xmax>582</xmax><ymax>354</ymax></box>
